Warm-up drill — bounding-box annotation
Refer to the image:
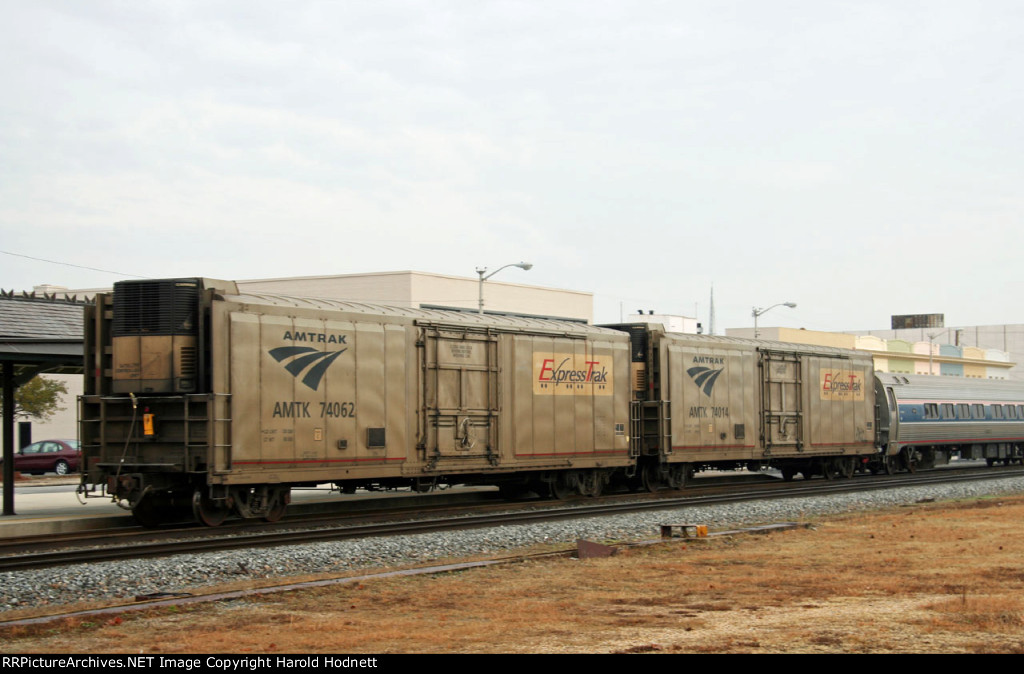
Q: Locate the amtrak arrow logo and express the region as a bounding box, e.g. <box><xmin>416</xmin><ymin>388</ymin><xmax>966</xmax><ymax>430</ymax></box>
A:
<box><xmin>269</xmin><ymin>346</ymin><xmax>347</xmax><ymax>391</ymax></box>
<box><xmin>687</xmin><ymin>366</ymin><xmax>723</xmax><ymax>397</ymax></box>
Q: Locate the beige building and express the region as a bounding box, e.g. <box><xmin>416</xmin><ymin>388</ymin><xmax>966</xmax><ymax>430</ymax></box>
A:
<box><xmin>847</xmin><ymin>324</ymin><xmax>1024</xmax><ymax>380</ymax></box>
<box><xmin>727</xmin><ymin>327</ymin><xmax>856</xmax><ymax>349</ymax></box>
<box><xmin>235</xmin><ymin>271</ymin><xmax>593</xmax><ymax>323</ymax></box>
<box><xmin>726</xmin><ymin>326</ymin><xmax>1016</xmax><ymax>379</ymax></box>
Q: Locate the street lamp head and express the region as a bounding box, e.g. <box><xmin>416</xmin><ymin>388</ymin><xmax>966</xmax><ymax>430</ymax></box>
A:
<box><xmin>752</xmin><ymin>300</ymin><xmax>797</xmax><ymax>338</ymax></box>
<box><xmin>753</xmin><ymin>301</ymin><xmax>798</xmax><ymax>317</ymax></box>
<box><xmin>477</xmin><ymin>261</ymin><xmax>534</xmax><ymax>314</ymax></box>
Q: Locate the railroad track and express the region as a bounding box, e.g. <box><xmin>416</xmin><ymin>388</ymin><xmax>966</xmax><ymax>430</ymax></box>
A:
<box><xmin>2</xmin><ymin>464</ymin><xmax>1022</xmax><ymax>574</ymax></box>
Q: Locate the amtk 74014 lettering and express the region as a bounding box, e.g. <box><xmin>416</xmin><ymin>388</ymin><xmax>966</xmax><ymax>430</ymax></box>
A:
<box><xmin>78</xmin><ymin>278</ymin><xmax>1022</xmax><ymax>526</ymax></box>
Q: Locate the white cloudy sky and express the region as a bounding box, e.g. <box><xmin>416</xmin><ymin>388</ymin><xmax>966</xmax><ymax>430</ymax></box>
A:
<box><xmin>2</xmin><ymin>1</ymin><xmax>1022</xmax><ymax>332</ymax></box>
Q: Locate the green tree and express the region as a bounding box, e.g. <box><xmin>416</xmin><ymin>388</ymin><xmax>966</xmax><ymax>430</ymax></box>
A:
<box><xmin>0</xmin><ymin>376</ymin><xmax>69</xmax><ymax>421</ymax></box>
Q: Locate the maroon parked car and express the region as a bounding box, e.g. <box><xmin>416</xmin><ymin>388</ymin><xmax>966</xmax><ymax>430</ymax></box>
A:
<box><xmin>2</xmin><ymin>439</ymin><xmax>81</xmax><ymax>475</ymax></box>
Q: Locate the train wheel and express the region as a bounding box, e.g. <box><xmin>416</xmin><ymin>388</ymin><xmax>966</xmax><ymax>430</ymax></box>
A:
<box><xmin>841</xmin><ymin>458</ymin><xmax>856</xmax><ymax>479</ymax></box>
<box><xmin>821</xmin><ymin>461</ymin><xmax>836</xmax><ymax>480</ymax></box>
<box><xmin>883</xmin><ymin>456</ymin><xmax>896</xmax><ymax>475</ymax></box>
<box><xmin>641</xmin><ymin>463</ymin><xmax>661</xmax><ymax>492</ymax></box>
<box><xmin>192</xmin><ymin>490</ymin><xmax>229</xmax><ymax>527</ymax></box>
<box><xmin>780</xmin><ymin>466</ymin><xmax>796</xmax><ymax>482</ymax></box>
<box><xmin>263</xmin><ymin>500</ymin><xmax>287</xmax><ymax>523</ymax></box>
<box><xmin>263</xmin><ymin>487</ymin><xmax>291</xmax><ymax>522</ymax></box>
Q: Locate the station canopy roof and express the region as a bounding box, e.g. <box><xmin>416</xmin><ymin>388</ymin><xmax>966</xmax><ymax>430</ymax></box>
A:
<box><xmin>0</xmin><ymin>291</ymin><xmax>86</xmax><ymax>381</ymax></box>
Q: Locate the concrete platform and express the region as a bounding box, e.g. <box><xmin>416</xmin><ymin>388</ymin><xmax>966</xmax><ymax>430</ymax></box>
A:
<box><xmin>0</xmin><ymin>479</ymin><xmax>136</xmax><ymax>537</ymax></box>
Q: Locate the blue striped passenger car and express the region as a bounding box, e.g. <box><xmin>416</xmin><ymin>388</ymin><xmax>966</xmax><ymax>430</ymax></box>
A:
<box><xmin>875</xmin><ymin>373</ymin><xmax>1024</xmax><ymax>471</ymax></box>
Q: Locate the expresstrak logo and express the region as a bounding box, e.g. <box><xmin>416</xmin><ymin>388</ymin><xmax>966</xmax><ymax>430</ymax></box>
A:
<box><xmin>269</xmin><ymin>342</ymin><xmax>348</xmax><ymax>391</ymax></box>
<box><xmin>687</xmin><ymin>355</ymin><xmax>724</xmax><ymax>397</ymax></box>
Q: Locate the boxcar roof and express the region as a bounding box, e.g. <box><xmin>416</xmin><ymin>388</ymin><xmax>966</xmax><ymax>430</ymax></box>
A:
<box><xmin>653</xmin><ymin>330</ymin><xmax>871</xmax><ymax>360</ymax></box>
<box><xmin>224</xmin><ymin>291</ymin><xmax>627</xmax><ymax>337</ymax></box>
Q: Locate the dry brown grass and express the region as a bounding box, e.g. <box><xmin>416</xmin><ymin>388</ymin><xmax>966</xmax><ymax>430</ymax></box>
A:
<box><xmin>5</xmin><ymin>495</ymin><xmax>1024</xmax><ymax>653</ymax></box>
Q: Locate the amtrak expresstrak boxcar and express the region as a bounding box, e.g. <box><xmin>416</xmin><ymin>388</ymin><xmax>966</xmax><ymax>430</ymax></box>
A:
<box><xmin>81</xmin><ymin>278</ymin><xmax>633</xmax><ymax>525</ymax></box>
<box><xmin>619</xmin><ymin>327</ymin><xmax>878</xmax><ymax>485</ymax></box>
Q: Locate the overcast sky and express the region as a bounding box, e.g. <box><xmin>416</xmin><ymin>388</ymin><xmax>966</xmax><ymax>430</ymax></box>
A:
<box><xmin>2</xmin><ymin>1</ymin><xmax>1022</xmax><ymax>332</ymax></box>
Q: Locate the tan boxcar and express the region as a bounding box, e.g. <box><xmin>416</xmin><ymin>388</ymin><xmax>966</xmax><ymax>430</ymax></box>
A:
<box><xmin>81</xmin><ymin>279</ymin><xmax>633</xmax><ymax>525</ymax></box>
<box><xmin>617</xmin><ymin>327</ymin><xmax>878</xmax><ymax>486</ymax></box>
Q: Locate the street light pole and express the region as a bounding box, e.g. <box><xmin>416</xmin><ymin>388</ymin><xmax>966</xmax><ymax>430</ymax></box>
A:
<box><xmin>752</xmin><ymin>302</ymin><xmax>797</xmax><ymax>339</ymax></box>
<box><xmin>927</xmin><ymin>331</ymin><xmax>942</xmax><ymax>375</ymax></box>
<box><xmin>477</xmin><ymin>262</ymin><xmax>533</xmax><ymax>314</ymax></box>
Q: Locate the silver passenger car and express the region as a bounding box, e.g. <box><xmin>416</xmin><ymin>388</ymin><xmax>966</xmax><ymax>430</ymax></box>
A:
<box><xmin>875</xmin><ymin>372</ymin><xmax>1024</xmax><ymax>469</ymax></box>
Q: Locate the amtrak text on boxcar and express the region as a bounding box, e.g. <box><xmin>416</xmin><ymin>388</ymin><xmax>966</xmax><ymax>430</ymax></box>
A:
<box><xmin>272</xmin><ymin>401</ymin><xmax>311</xmax><ymax>418</ymax></box>
<box><xmin>689</xmin><ymin>406</ymin><xmax>730</xmax><ymax>418</ymax></box>
<box><xmin>281</xmin><ymin>330</ymin><xmax>348</xmax><ymax>345</ymax></box>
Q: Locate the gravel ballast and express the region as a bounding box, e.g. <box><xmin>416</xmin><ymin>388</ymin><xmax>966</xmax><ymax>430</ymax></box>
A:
<box><xmin>3</xmin><ymin>476</ymin><xmax>1024</xmax><ymax>612</ymax></box>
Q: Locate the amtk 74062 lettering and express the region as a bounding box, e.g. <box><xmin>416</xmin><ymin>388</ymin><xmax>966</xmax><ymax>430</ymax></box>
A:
<box><xmin>78</xmin><ymin>278</ymin><xmax>1022</xmax><ymax>526</ymax></box>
